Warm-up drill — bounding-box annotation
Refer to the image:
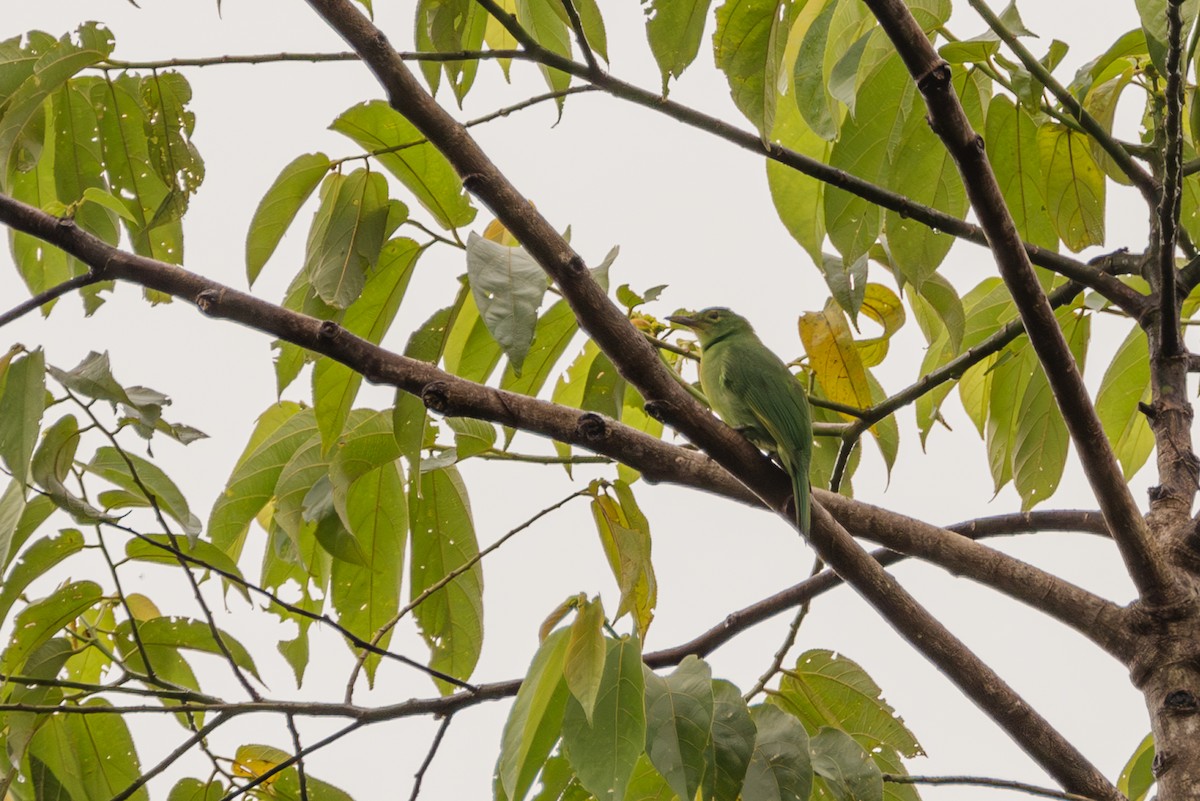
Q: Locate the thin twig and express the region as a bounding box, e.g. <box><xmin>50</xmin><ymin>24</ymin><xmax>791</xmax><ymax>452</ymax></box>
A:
<box><xmin>0</xmin><ymin>271</ymin><xmax>104</xmax><ymax>328</ymax></box>
<box><xmin>409</xmin><ymin>715</ymin><xmax>454</xmax><ymax>801</ymax></box>
<box><xmin>285</xmin><ymin>714</ymin><xmax>310</xmax><ymax>801</ymax></box>
<box><xmin>883</xmin><ymin>773</ymin><xmax>1099</xmax><ymax>801</ymax></box>
<box><xmin>743</xmin><ymin>555</ymin><xmax>824</xmax><ymax>701</ymax></box>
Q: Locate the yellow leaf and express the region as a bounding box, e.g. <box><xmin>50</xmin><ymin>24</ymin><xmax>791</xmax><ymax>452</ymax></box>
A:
<box><xmin>799</xmin><ymin>299</ymin><xmax>874</xmax><ymax>414</ymax></box>
<box><xmin>233</xmin><ymin>744</ymin><xmax>291</xmax><ymax>785</ymax></box>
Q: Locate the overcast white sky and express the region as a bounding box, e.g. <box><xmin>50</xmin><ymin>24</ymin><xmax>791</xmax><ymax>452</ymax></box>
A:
<box><xmin>1</xmin><ymin>2</ymin><xmax>1164</xmax><ymax>799</ymax></box>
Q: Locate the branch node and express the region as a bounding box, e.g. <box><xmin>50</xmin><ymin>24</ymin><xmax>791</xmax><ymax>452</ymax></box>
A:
<box><xmin>318</xmin><ymin>320</ymin><xmax>342</xmax><ymax>340</ymax></box>
<box><xmin>194</xmin><ymin>288</ymin><xmax>221</xmax><ymax>314</ymax></box>
<box><xmin>916</xmin><ymin>61</ymin><xmax>952</xmax><ymax>93</ymax></box>
<box><xmin>1149</xmin><ymin>484</ymin><xmax>1166</xmax><ymax>501</ymax></box>
<box><xmin>1153</xmin><ymin>750</ymin><xmax>1169</xmax><ymax>777</ymax></box>
<box><xmin>566</xmin><ymin>253</ymin><xmax>586</xmax><ymax>273</ymax></box>
<box><xmin>1163</xmin><ymin>689</ymin><xmax>1199</xmax><ymax>714</ymax></box>
<box><xmin>1139</xmin><ymin>400</ymin><xmax>1158</xmax><ymax>420</ymax></box>
<box><xmin>461</xmin><ymin>172</ymin><xmax>485</xmax><ymax>193</ymax></box>
<box><xmin>575</xmin><ymin>412</ymin><xmax>607</xmax><ymax>442</ymax></box>
<box><xmin>642</xmin><ymin>399</ymin><xmax>670</xmax><ymax>422</ymax></box>
<box><xmin>421</xmin><ymin>381</ymin><xmax>450</xmax><ymax>413</ymax></box>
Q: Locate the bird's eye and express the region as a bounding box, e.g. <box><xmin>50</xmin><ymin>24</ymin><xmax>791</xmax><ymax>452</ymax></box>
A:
<box><xmin>706</xmin><ymin>310</ymin><xmax>720</xmax><ymax>321</ymax></box>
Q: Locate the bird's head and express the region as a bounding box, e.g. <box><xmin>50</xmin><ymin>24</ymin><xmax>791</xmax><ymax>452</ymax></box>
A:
<box><xmin>666</xmin><ymin>307</ymin><xmax>755</xmax><ymax>348</ymax></box>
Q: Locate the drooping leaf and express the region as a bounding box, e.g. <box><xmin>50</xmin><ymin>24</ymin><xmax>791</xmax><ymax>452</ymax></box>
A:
<box><xmin>643</xmin><ymin>0</ymin><xmax>715</xmax><ymax>91</ymax></box>
<box><xmin>705</xmin><ymin>679</ymin><xmax>757</xmax><ymax>801</ymax></box>
<box><xmin>768</xmin><ymin>90</ymin><xmax>831</xmax><ymax>266</ymax></box>
<box><xmin>303</xmin><ymin>168</ymin><xmax>391</xmax><ymax>308</ymax></box>
<box><xmin>741</xmin><ymin>704</ymin><xmax>812</xmax><ymax>801</ymax></box>
<box><xmin>466</xmin><ymin>232</ymin><xmax>549</xmax><ymax>374</ymax></box>
<box><xmin>985</xmin><ymin>95</ymin><xmax>1058</xmax><ymax>250</ymax></box>
<box><xmin>714</xmin><ymin>0</ymin><xmax>797</xmax><ymax>139</ymax></box>
<box><xmin>208</xmin><ymin>406</ymin><xmax>316</xmax><ymax>560</ymax></box>
<box><xmin>1038</xmin><ymin>122</ymin><xmax>1105</xmax><ymax>252</ymax></box>
<box><xmin>443</xmin><ymin>286</ymin><xmax>505</xmax><ymax>384</ymax></box>
<box><xmin>133</xmin><ymin>616</ymin><xmax>261</xmax><ymax>681</ymax></box>
<box><xmin>416</xmin><ymin>0</ymin><xmax>490</xmax><ymax>105</ymax></box>
<box><xmin>246</xmin><ymin>152</ymin><xmax>331</xmax><ymax>284</ymax></box>
<box><xmin>410</xmin><ymin>465</ymin><xmax>483</xmax><ymax>692</ymax></box>
<box><xmin>29</xmin><ymin>700</ymin><xmax>149</xmax><ymax>801</ymax></box>
<box><xmin>515</xmin><ymin>0</ymin><xmax>573</xmax><ymax>102</ymax></box>
<box><xmin>499</xmin><ymin>628</ymin><xmax>572</xmax><ymax>801</ymax></box>
<box><xmin>330</xmin><ymin>460</ymin><xmax>407</xmax><ymax>684</ymax></box>
<box><xmin>643</xmin><ymin>655</ymin><xmax>714</xmax><ymax>801</ymax></box>
<box><xmin>500</xmin><ymin>298</ymin><xmax>580</xmax><ymax>399</ymax></box>
<box><xmin>590</xmin><ymin>481</ymin><xmax>656</xmax><ymax>639</ymax></box>
<box><xmin>1096</xmin><ymin>326</ymin><xmax>1154</xmax><ymax>480</ymax></box>
<box><xmin>563</xmin><ymin>595</ymin><xmax>607</xmax><ymax>725</ymax></box>
<box><xmin>810</xmin><ymin>727</ymin><xmax>882</xmax><ymax>801</ymax></box>
<box><xmin>0</xmin><ymin>348</ymin><xmax>45</xmax><ymax>487</ymax></box>
<box><xmin>561</xmin><ymin>636</ymin><xmax>646</xmax><ymax>801</ymax></box>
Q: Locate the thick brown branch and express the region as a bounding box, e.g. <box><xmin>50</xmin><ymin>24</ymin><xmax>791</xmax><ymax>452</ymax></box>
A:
<box><xmin>865</xmin><ymin>0</ymin><xmax>1174</xmax><ymax>612</ymax></box>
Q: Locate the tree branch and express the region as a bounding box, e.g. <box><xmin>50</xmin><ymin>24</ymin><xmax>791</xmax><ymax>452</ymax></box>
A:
<box><xmin>884</xmin><ymin>773</ymin><xmax>1099</xmax><ymax>801</ymax></box>
<box><xmin>865</xmin><ymin>0</ymin><xmax>1175</xmax><ymax>611</ymax></box>
<box><xmin>0</xmin><ymin>270</ymin><xmax>104</xmax><ymax>327</ymax></box>
<box><xmin>1158</xmin><ymin>0</ymin><xmax>1186</xmax><ymax>357</ymax></box>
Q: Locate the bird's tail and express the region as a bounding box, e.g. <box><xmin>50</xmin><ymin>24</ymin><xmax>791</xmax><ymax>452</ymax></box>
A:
<box><xmin>785</xmin><ymin>450</ymin><xmax>811</xmax><ymax>536</ymax></box>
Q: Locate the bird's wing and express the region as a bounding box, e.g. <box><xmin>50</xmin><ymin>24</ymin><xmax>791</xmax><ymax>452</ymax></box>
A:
<box><xmin>717</xmin><ymin>347</ymin><xmax>813</xmax><ymax>457</ymax></box>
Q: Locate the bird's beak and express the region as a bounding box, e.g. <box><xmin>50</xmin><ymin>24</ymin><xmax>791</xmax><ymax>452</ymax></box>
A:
<box><xmin>666</xmin><ymin>313</ymin><xmax>699</xmax><ymax>329</ymax></box>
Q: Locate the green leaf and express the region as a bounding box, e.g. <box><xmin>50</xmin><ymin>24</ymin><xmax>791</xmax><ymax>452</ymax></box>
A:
<box><xmin>643</xmin><ymin>0</ymin><xmax>714</xmax><ymax>91</ymax></box>
<box><xmin>564</xmin><ymin>596</ymin><xmax>606</xmax><ymax>725</ymax></box>
<box><xmin>883</xmin><ymin>69</ymin><xmax>970</xmax><ymax>288</ymax></box>
<box><xmin>31</xmin><ymin>414</ymin><xmax>110</xmax><ymax>523</ymax></box>
<box><xmin>817</xmin><ymin>252</ymin><xmax>868</xmax><ymax>324</ymax></box>
<box><xmin>643</xmin><ymin>655</ymin><xmax>714</xmax><ymax>801</ymax></box>
<box><xmin>714</xmin><ymin>0</ymin><xmax>796</xmax><ymax>139</ymax></box>
<box><xmin>768</xmin><ymin>91</ymin><xmax>831</xmax><ymax>266</ymax></box>
<box><xmin>1135</xmin><ymin>0</ymin><xmax>1199</xmax><ymax>75</ymax></box>
<box><xmin>331</xmin><ymin>460</ymin><xmax>407</xmax><ymax>684</ymax></box>
<box><xmin>313</xmin><ymin>237</ymin><xmax>421</xmax><ymax>451</ymax></box>
<box><xmin>208</xmin><ymin>406</ymin><xmax>316</xmax><ymax>560</ymax></box>
<box><xmin>500</xmin><ymin>298</ymin><xmax>579</xmax><ymax>398</ymax></box>
<box><xmin>985</xmin><ymin>95</ymin><xmax>1058</xmax><ymax>250</ymax></box>
<box><xmin>624</xmin><ymin>754</ymin><xmax>675</xmax><ymax>801</ymax></box>
<box><xmin>2</xmin><ymin>580</ymin><xmax>101</xmax><ymax>674</ymax></box>
<box><xmin>705</xmin><ymin>679</ymin><xmax>757</xmax><ymax>801</ymax></box>
<box><xmin>443</xmin><ymin>287</ymin><xmax>505</xmax><ymax>384</ymax></box>
<box><xmin>0</xmin><ymin>348</ymin><xmax>45</xmax><ymax>487</ymax></box>
<box><xmin>125</xmin><ymin>534</ymin><xmax>247</xmax><ymax>588</ymax></box>
<box><xmin>825</xmin><ymin>56</ymin><xmax>906</xmax><ymax>265</ymax></box>
<box><xmin>0</xmin><ymin>478</ymin><xmax>25</xmax><ymax>569</ymax></box>
<box><xmin>93</xmin><ymin>74</ymin><xmax>184</xmax><ymax>266</ymax></box>
<box><xmin>1096</xmin><ymin>327</ymin><xmax>1154</xmax><ymax>480</ymax></box>
<box><xmin>168</xmin><ymin>778</ymin><xmax>226</xmax><ymax>801</ymax></box>
<box><xmin>0</xmin><ymin>528</ymin><xmax>85</xmax><ymax>626</ymax></box>
<box><xmin>551</xmin><ymin>340</ymin><xmax>627</xmax><ymax>468</ymax></box>
<box><xmin>134</xmin><ymin>615</ymin><xmax>261</xmax><ymax>681</ymax></box>
<box><xmin>330</xmin><ymin>100</ymin><xmax>476</xmax><ymax>230</ymax></box>
<box><xmin>446</xmin><ymin>416</ymin><xmax>497</xmax><ymax>460</ymax></box>
<box><xmin>87</xmin><ymin>446</ymin><xmax>202</xmax><ymax>539</ymax></box>
<box><xmin>742</xmin><ymin>704</ymin><xmax>812</xmax><ymax>801</ymax></box>
<box><xmin>774</xmin><ymin>650</ymin><xmax>923</xmax><ymax>758</ymax></box>
<box><xmin>246</xmin><ymin>152</ymin><xmax>331</xmax><ymax>285</ymax></box>
<box><xmin>303</xmin><ymin>168</ymin><xmax>391</xmax><ymax>309</ymax></box>
<box><xmin>29</xmin><ymin>700</ymin><xmax>149</xmax><ymax>801</ymax></box>
<box><xmin>499</xmin><ymin>628</ymin><xmax>572</xmax><ymax>801</ymax></box>
<box><xmin>516</xmin><ymin>0</ymin><xmax>573</xmax><ymax>103</ymax></box>
<box><xmin>272</xmin><ymin>769</ymin><xmax>356</xmax><ymax>801</ymax></box>
<box><xmin>792</xmin><ymin>0</ymin><xmax>843</xmax><ymax>141</ymax></box>
<box><xmin>1117</xmin><ymin>733</ymin><xmax>1155</xmax><ymax>801</ymax></box>
<box><xmin>1038</xmin><ymin>123</ymin><xmax>1105</xmax><ymax>252</ymax></box>
<box><xmin>410</xmin><ymin>465</ymin><xmax>483</xmax><ymax>692</ymax></box>
<box><xmin>417</xmin><ymin>0</ymin><xmax>490</xmax><ymax>105</ymax></box>
<box><xmin>140</xmin><ymin>71</ymin><xmax>204</xmax><ymax>200</ymax></box>
<box><xmin>1012</xmin><ymin>307</ymin><xmax>1088</xmax><ymax>508</ymax></box>
<box><xmin>810</xmin><ymin>727</ymin><xmax>882</xmax><ymax>801</ymax></box>
<box><xmin>466</xmin><ymin>232</ymin><xmax>550</xmax><ymax>374</ymax></box>
<box><xmin>561</xmin><ymin>636</ymin><xmax>646</xmax><ymax>801</ymax></box>
<box><xmin>0</xmin><ymin>23</ymin><xmax>114</xmax><ymax>181</ymax></box>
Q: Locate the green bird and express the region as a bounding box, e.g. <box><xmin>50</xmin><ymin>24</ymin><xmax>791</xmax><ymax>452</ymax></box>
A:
<box><xmin>667</xmin><ymin>307</ymin><xmax>813</xmax><ymax>534</ymax></box>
